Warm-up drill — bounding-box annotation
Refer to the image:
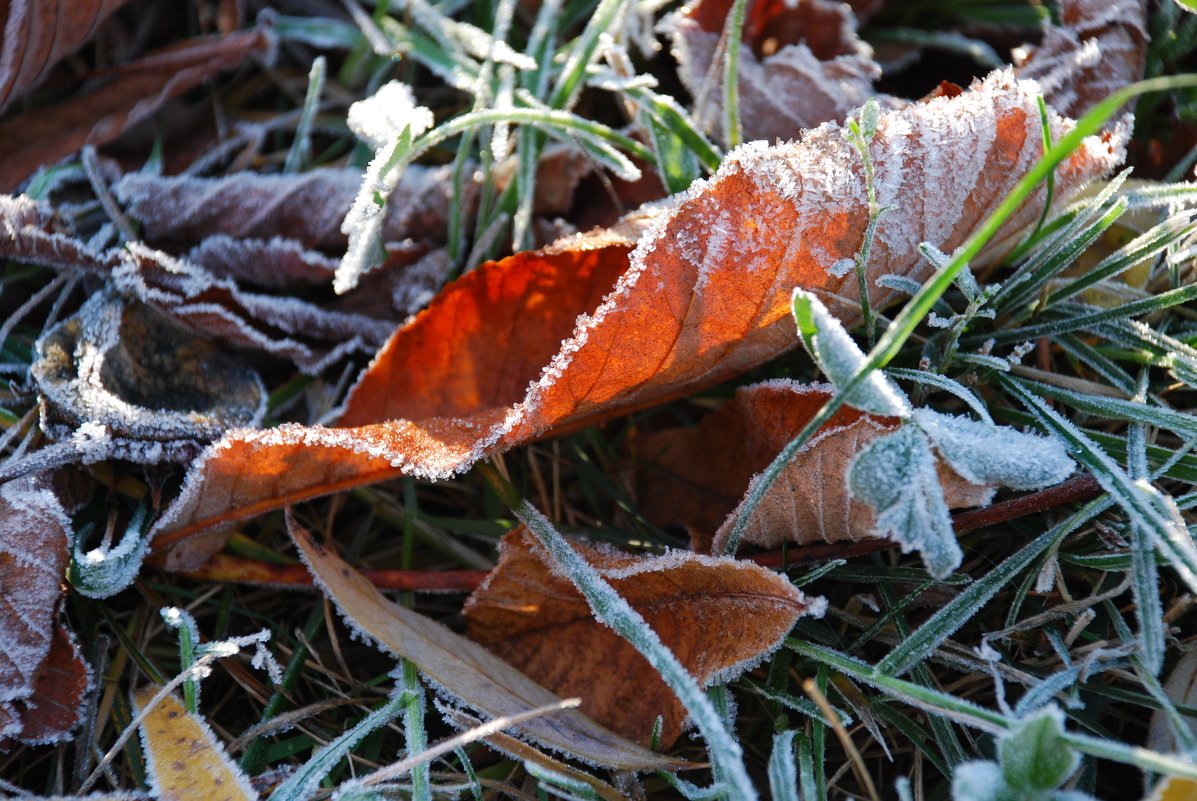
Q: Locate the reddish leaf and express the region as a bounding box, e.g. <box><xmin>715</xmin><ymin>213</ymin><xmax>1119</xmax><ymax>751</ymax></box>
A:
<box><xmin>0</xmin><ymin>476</ymin><xmax>89</xmax><ymax>745</ymax></box>
<box><xmin>5</xmin><ymin>625</ymin><xmax>91</xmax><ymax>746</ymax></box>
<box><xmin>1015</xmin><ymin>0</ymin><xmax>1148</xmax><ymax>120</ymax></box>
<box><xmin>0</xmin><ymin>28</ymin><xmax>271</xmax><ymax>192</ymax></box>
<box><xmin>667</xmin><ymin>0</ymin><xmax>882</xmax><ymax>142</ymax></box>
<box><xmin>638</xmin><ymin>381</ymin><xmax>993</xmax><ymax>554</ymax></box>
<box><xmin>463</xmin><ymin>528</ymin><xmax>820</xmax><ymax>747</ymax></box>
<box><xmin>0</xmin><ymin>0</ymin><xmax>132</xmax><ymax>112</ymax></box>
<box><xmin>150</xmin><ymin>73</ymin><xmax>1124</xmax><ymax>566</ymax></box>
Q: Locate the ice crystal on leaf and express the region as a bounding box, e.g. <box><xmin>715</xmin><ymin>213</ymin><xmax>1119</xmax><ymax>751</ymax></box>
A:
<box><xmin>848</xmin><ymin>424</ymin><xmax>961</xmax><ymax>578</ymax></box>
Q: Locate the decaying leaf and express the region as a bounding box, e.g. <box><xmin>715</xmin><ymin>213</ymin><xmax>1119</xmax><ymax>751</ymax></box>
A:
<box><xmin>0</xmin><ymin>476</ymin><xmax>91</xmax><ymax>746</ymax></box>
<box><xmin>112</xmin><ymin>244</ymin><xmax>397</xmax><ymax>374</ymax></box>
<box><xmin>666</xmin><ymin>0</ymin><xmax>883</xmax><ymax>143</ymax></box>
<box><xmin>666</xmin><ymin>0</ymin><xmax>1146</xmax><ymax>146</ymax></box>
<box><xmin>1015</xmin><ymin>0</ymin><xmax>1149</xmax><ymax>120</ymax></box>
<box><xmin>640</xmin><ymin>381</ymin><xmax>992</xmax><ymax>553</ymax></box>
<box><xmin>0</xmin><ymin>0</ymin><xmax>132</xmax><ymax>112</ymax></box>
<box><xmin>288</xmin><ymin>518</ymin><xmax>685</xmax><ymax>770</ymax></box>
<box><xmin>133</xmin><ymin>687</ymin><xmax>257</xmax><ymax>801</ymax></box>
<box><xmin>0</xmin><ymin>28</ymin><xmax>273</xmax><ymax>192</ymax></box>
<box><xmin>32</xmin><ymin>291</ymin><xmax>266</xmax><ymax>464</ymax></box>
<box><xmin>150</xmin><ymin>72</ymin><xmax>1124</xmax><ymax>565</ymax></box>
<box><xmin>463</xmin><ymin>528</ymin><xmax>820</xmax><ymax>747</ymax></box>
<box><xmin>113</xmin><ymin>165</ymin><xmax>466</xmax><ymax>253</ymax></box>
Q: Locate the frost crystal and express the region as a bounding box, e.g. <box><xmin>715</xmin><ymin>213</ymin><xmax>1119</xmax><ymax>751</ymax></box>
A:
<box><xmin>913</xmin><ymin>409</ymin><xmax>1075</xmax><ymax>491</ymax></box>
<box><xmin>346</xmin><ymin>81</ymin><xmax>434</xmax><ymax>151</ymax></box>
<box><xmin>848</xmin><ymin>425</ymin><xmax>961</xmax><ymax>578</ymax></box>
<box><xmin>339</xmin><ymin>82</ymin><xmax>435</xmax><ymax>294</ymax></box>
<box><xmin>792</xmin><ymin>289</ymin><xmax>910</xmax><ymax>418</ymax></box>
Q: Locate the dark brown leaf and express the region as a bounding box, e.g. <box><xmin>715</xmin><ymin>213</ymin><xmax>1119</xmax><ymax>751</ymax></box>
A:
<box><xmin>0</xmin><ymin>28</ymin><xmax>271</xmax><ymax>192</ymax></box>
<box><xmin>0</xmin><ymin>0</ymin><xmax>132</xmax><ymax>112</ymax></box>
<box><xmin>0</xmin><ymin>476</ymin><xmax>90</xmax><ymax>745</ymax></box>
<box><xmin>667</xmin><ymin>0</ymin><xmax>882</xmax><ymax>142</ymax></box>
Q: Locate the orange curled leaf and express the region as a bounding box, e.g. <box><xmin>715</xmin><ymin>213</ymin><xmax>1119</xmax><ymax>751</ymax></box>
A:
<box><xmin>638</xmin><ymin>381</ymin><xmax>992</xmax><ymax>554</ymax></box>
<box><xmin>0</xmin><ymin>28</ymin><xmax>271</xmax><ymax>192</ymax></box>
<box><xmin>151</xmin><ymin>72</ymin><xmax>1125</xmax><ymax>565</ymax></box>
<box><xmin>463</xmin><ymin>528</ymin><xmax>820</xmax><ymax>747</ymax></box>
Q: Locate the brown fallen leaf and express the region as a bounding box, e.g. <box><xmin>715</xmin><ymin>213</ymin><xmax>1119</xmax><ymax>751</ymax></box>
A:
<box><xmin>149</xmin><ymin>72</ymin><xmax>1124</xmax><ymax>566</ymax></box>
<box><xmin>463</xmin><ymin>527</ymin><xmax>820</xmax><ymax>747</ymax></box>
<box><xmin>639</xmin><ymin>381</ymin><xmax>993</xmax><ymax>554</ymax></box>
<box><xmin>0</xmin><ymin>0</ymin><xmax>132</xmax><ymax>112</ymax></box>
<box><xmin>113</xmin><ymin>165</ymin><xmax>467</xmax><ymax>253</ymax></box>
<box><xmin>113</xmin><ymin>244</ymin><xmax>397</xmax><ymax>374</ymax></box>
<box><xmin>1014</xmin><ymin>0</ymin><xmax>1148</xmax><ymax>120</ymax></box>
<box><xmin>132</xmin><ymin>687</ymin><xmax>257</xmax><ymax>801</ymax></box>
<box><xmin>0</xmin><ymin>197</ymin><xmax>399</xmax><ymax>374</ymax></box>
<box><xmin>0</xmin><ymin>27</ymin><xmax>271</xmax><ymax>192</ymax></box>
<box><xmin>0</xmin><ymin>476</ymin><xmax>91</xmax><ymax>746</ymax></box>
<box><xmin>666</xmin><ymin>0</ymin><xmax>883</xmax><ymax>143</ymax></box>
<box><xmin>288</xmin><ymin>517</ymin><xmax>685</xmax><ymax>770</ymax></box>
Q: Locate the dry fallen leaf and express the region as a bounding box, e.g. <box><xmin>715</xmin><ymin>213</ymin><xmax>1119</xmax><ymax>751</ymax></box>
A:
<box><xmin>0</xmin><ymin>476</ymin><xmax>91</xmax><ymax>746</ymax></box>
<box><xmin>463</xmin><ymin>527</ymin><xmax>820</xmax><ymax>747</ymax></box>
<box><xmin>1015</xmin><ymin>0</ymin><xmax>1148</xmax><ymax>120</ymax></box>
<box><xmin>666</xmin><ymin>0</ymin><xmax>883</xmax><ymax>143</ymax></box>
<box><xmin>132</xmin><ymin>687</ymin><xmax>258</xmax><ymax>801</ymax></box>
<box><xmin>288</xmin><ymin>517</ymin><xmax>685</xmax><ymax>770</ymax></box>
<box><xmin>0</xmin><ymin>27</ymin><xmax>271</xmax><ymax>192</ymax></box>
<box><xmin>640</xmin><ymin>381</ymin><xmax>993</xmax><ymax>553</ymax></box>
<box><xmin>150</xmin><ymin>71</ymin><xmax>1124</xmax><ymax>567</ymax></box>
<box><xmin>1146</xmin><ymin>775</ymin><xmax>1197</xmax><ymax>801</ymax></box>
<box><xmin>32</xmin><ymin>291</ymin><xmax>266</xmax><ymax>465</ymax></box>
<box><xmin>113</xmin><ymin>165</ymin><xmax>467</xmax><ymax>253</ymax></box>
<box><xmin>0</xmin><ymin>0</ymin><xmax>132</xmax><ymax>112</ymax></box>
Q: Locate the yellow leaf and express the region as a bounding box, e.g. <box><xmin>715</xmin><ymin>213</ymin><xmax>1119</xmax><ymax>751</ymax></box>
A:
<box><xmin>133</xmin><ymin>688</ymin><xmax>257</xmax><ymax>801</ymax></box>
<box><xmin>1147</xmin><ymin>775</ymin><xmax>1197</xmax><ymax>801</ymax></box>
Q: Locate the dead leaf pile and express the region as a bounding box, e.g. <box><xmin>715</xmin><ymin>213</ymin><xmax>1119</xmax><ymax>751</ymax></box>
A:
<box><xmin>150</xmin><ymin>70</ymin><xmax>1125</xmax><ymax>569</ymax></box>
<box><xmin>0</xmin><ymin>0</ymin><xmax>1155</xmax><ymax>781</ymax></box>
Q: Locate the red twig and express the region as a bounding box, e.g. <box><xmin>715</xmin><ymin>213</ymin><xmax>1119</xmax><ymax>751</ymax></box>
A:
<box><xmin>178</xmin><ymin>553</ymin><xmax>488</xmax><ymax>592</ymax></box>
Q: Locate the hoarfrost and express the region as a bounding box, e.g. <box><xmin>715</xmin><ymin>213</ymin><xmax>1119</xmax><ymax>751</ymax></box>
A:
<box><xmin>792</xmin><ymin>289</ymin><xmax>910</xmax><ymax>418</ymax></box>
<box><xmin>346</xmin><ymin>81</ymin><xmax>435</xmax><ymax>151</ymax></box>
<box><xmin>913</xmin><ymin>409</ymin><xmax>1075</xmax><ymax>491</ymax></box>
<box><xmin>72</xmin><ymin>506</ymin><xmax>149</xmax><ymax>599</ymax></box>
<box><xmin>848</xmin><ymin>425</ymin><xmax>961</xmax><ymax>578</ymax></box>
<box><xmin>339</xmin><ymin>82</ymin><xmax>435</xmax><ymax>295</ymax></box>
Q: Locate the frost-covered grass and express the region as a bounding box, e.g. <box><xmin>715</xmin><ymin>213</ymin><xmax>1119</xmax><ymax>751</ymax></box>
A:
<box><xmin>6</xmin><ymin>1</ymin><xmax>1197</xmax><ymax>800</ymax></box>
